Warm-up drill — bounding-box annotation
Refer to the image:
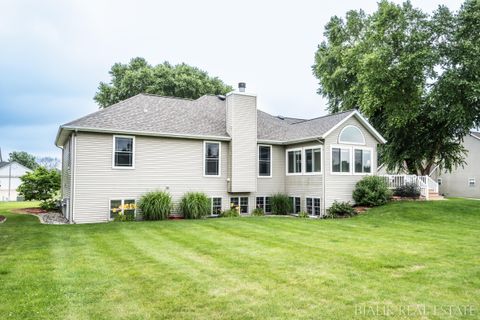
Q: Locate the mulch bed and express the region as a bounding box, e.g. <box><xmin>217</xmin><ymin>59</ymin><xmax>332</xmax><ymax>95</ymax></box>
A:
<box><xmin>0</xmin><ymin>215</ymin><xmax>6</xmax><ymax>223</ymax></box>
<box><xmin>354</xmin><ymin>206</ymin><xmax>371</xmax><ymax>214</ymax></box>
<box><xmin>12</xmin><ymin>208</ymin><xmax>48</xmax><ymax>215</ymax></box>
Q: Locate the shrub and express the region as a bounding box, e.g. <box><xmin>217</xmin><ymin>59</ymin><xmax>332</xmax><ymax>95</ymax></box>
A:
<box><xmin>17</xmin><ymin>166</ymin><xmax>61</xmax><ymax>210</ymax></box>
<box><xmin>40</xmin><ymin>191</ymin><xmax>61</xmax><ymax>211</ymax></box>
<box><xmin>138</xmin><ymin>191</ymin><xmax>172</xmax><ymax>220</ymax></box>
<box><xmin>179</xmin><ymin>192</ymin><xmax>210</xmax><ymax>219</ymax></box>
<box><xmin>251</xmin><ymin>208</ymin><xmax>264</xmax><ymax>216</ymax></box>
<box><xmin>394</xmin><ymin>183</ymin><xmax>421</xmax><ymax>198</ymax></box>
<box><xmin>271</xmin><ymin>193</ymin><xmax>292</xmax><ymax>215</ymax></box>
<box><xmin>113</xmin><ymin>211</ymin><xmax>135</xmax><ymax>222</ymax></box>
<box><xmin>298</xmin><ymin>211</ymin><xmax>309</xmax><ymax>218</ymax></box>
<box><xmin>221</xmin><ymin>208</ymin><xmax>240</xmax><ymax>218</ymax></box>
<box><xmin>352</xmin><ymin>176</ymin><xmax>392</xmax><ymax>206</ymax></box>
<box><xmin>327</xmin><ymin>201</ymin><xmax>356</xmax><ymax>218</ymax></box>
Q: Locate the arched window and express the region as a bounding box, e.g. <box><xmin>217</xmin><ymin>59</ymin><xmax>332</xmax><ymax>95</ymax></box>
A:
<box><xmin>338</xmin><ymin>125</ymin><xmax>365</xmax><ymax>145</ymax></box>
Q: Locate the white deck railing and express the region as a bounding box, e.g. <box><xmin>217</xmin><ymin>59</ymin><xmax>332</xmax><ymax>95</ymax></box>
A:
<box><xmin>380</xmin><ymin>174</ymin><xmax>438</xmax><ymax>200</ymax></box>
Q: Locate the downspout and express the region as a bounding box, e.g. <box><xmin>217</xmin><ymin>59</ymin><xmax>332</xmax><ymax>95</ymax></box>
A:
<box><xmin>316</xmin><ymin>138</ymin><xmax>326</xmax><ymax>217</ymax></box>
<box><xmin>70</xmin><ymin>130</ymin><xmax>77</xmax><ymax>224</ymax></box>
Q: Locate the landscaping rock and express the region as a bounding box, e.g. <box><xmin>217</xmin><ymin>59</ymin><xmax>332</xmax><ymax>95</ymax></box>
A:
<box><xmin>0</xmin><ymin>215</ymin><xmax>6</xmax><ymax>223</ymax></box>
<box><xmin>39</xmin><ymin>212</ymin><xmax>68</xmax><ymax>224</ymax></box>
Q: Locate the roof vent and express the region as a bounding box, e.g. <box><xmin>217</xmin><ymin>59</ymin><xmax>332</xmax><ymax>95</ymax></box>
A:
<box><xmin>217</xmin><ymin>95</ymin><xmax>226</xmax><ymax>101</ymax></box>
<box><xmin>277</xmin><ymin>115</ymin><xmax>285</xmax><ymax>120</ymax></box>
<box><xmin>238</xmin><ymin>82</ymin><xmax>246</xmax><ymax>92</ymax></box>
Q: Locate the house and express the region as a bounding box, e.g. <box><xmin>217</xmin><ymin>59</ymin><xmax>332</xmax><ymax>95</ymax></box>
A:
<box><xmin>0</xmin><ymin>149</ymin><xmax>32</xmax><ymax>201</ymax></box>
<box><xmin>55</xmin><ymin>83</ymin><xmax>386</xmax><ymax>224</ymax></box>
<box><xmin>432</xmin><ymin>132</ymin><xmax>480</xmax><ymax>198</ymax></box>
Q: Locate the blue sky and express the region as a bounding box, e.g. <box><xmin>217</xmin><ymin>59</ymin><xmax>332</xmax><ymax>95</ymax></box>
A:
<box><xmin>0</xmin><ymin>0</ymin><xmax>462</xmax><ymax>159</ymax></box>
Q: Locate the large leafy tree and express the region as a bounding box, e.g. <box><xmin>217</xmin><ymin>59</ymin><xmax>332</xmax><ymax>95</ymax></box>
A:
<box><xmin>9</xmin><ymin>151</ymin><xmax>38</xmax><ymax>170</ymax></box>
<box><xmin>94</xmin><ymin>57</ymin><xmax>233</xmax><ymax>108</ymax></box>
<box><xmin>313</xmin><ymin>0</ymin><xmax>480</xmax><ymax>175</ymax></box>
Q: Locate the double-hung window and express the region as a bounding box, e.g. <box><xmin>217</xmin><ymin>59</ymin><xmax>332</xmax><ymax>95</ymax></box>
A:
<box><xmin>211</xmin><ymin>197</ymin><xmax>222</xmax><ymax>215</ymax></box>
<box><xmin>354</xmin><ymin>148</ymin><xmax>372</xmax><ymax>174</ymax></box>
<box><xmin>110</xmin><ymin>199</ymin><xmax>136</xmax><ymax>219</ymax></box>
<box><xmin>230</xmin><ymin>197</ymin><xmax>249</xmax><ymax>213</ymax></box>
<box><xmin>287</xmin><ymin>149</ymin><xmax>302</xmax><ymax>174</ymax></box>
<box><xmin>289</xmin><ymin>197</ymin><xmax>301</xmax><ymax>213</ymax></box>
<box><xmin>114</xmin><ymin>136</ymin><xmax>134</xmax><ymax>168</ymax></box>
<box><xmin>204</xmin><ymin>142</ymin><xmax>220</xmax><ymax>176</ymax></box>
<box><xmin>306</xmin><ymin>197</ymin><xmax>321</xmax><ymax>216</ymax></box>
<box><xmin>256</xmin><ymin>196</ymin><xmax>271</xmax><ymax>214</ymax></box>
<box><xmin>305</xmin><ymin>147</ymin><xmax>321</xmax><ymax>173</ymax></box>
<box><xmin>332</xmin><ymin>147</ymin><xmax>350</xmax><ymax>173</ymax></box>
<box><xmin>258</xmin><ymin>145</ymin><xmax>272</xmax><ymax>177</ymax></box>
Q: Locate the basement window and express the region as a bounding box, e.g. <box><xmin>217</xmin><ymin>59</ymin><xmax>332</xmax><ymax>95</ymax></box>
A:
<box><xmin>230</xmin><ymin>197</ymin><xmax>249</xmax><ymax>214</ymax></box>
<box><xmin>306</xmin><ymin>197</ymin><xmax>321</xmax><ymax>216</ymax></box>
<box><xmin>256</xmin><ymin>196</ymin><xmax>271</xmax><ymax>214</ymax></box>
<box><xmin>110</xmin><ymin>199</ymin><xmax>136</xmax><ymax>220</ymax></box>
<box><xmin>289</xmin><ymin>197</ymin><xmax>301</xmax><ymax>214</ymax></box>
<box><xmin>211</xmin><ymin>197</ymin><xmax>222</xmax><ymax>215</ymax></box>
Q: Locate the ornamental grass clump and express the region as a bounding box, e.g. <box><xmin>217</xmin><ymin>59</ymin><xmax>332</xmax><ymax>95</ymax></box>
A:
<box><xmin>138</xmin><ymin>191</ymin><xmax>172</xmax><ymax>220</ymax></box>
<box><xmin>180</xmin><ymin>192</ymin><xmax>210</xmax><ymax>219</ymax></box>
<box><xmin>271</xmin><ymin>193</ymin><xmax>292</xmax><ymax>215</ymax></box>
<box><xmin>251</xmin><ymin>207</ymin><xmax>265</xmax><ymax>216</ymax></box>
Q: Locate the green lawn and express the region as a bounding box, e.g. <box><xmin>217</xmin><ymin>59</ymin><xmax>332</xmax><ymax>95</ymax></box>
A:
<box><xmin>0</xmin><ymin>200</ymin><xmax>479</xmax><ymax>319</ymax></box>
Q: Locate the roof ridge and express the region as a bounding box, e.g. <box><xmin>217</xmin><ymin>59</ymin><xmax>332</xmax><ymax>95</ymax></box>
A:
<box><xmin>139</xmin><ymin>93</ymin><xmax>195</xmax><ymax>101</ymax></box>
<box><xmin>290</xmin><ymin>109</ymin><xmax>356</xmax><ymax>125</ymax></box>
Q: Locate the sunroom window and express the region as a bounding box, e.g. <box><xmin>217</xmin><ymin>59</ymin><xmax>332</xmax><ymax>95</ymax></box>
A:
<box><xmin>305</xmin><ymin>147</ymin><xmax>321</xmax><ymax>173</ymax></box>
<box><xmin>114</xmin><ymin>136</ymin><xmax>134</xmax><ymax>167</ymax></box>
<box><xmin>332</xmin><ymin>148</ymin><xmax>350</xmax><ymax>173</ymax></box>
<box><xmin>354</xmin><ymin>149</ymin><xmax>371</xmax><ymax>173</ymax></box>
<box><xmin>287</xmin><ymin>150</ymin><xmax>302</xmax><ymax>174</ymax></box>
<box><xmin>205</xmin><ymin>142</ymin><xmax>220</xmax><ymax>176</ymax></box>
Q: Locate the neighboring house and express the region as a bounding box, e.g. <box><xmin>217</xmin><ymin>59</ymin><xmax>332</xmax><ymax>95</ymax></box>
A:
<box><xmin>433</xmin><ymin>132</ymin><xmax>480</xmax><ymax>198</ymax></box>
<box><xmin>0</xmin><ymin>150</ymin><xmax>32</xmax><ymax>201</ymax></box>
<box><xmin>55</xmin><ymin>83</ymin><xmax>386</xmax><ymax>224</ymax></box>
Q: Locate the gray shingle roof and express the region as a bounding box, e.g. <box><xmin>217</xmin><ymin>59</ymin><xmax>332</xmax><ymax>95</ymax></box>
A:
<box><xmin>61</xmin><ymin>93</ymin><xmax>355</xmax><ymax>143</ymax></box>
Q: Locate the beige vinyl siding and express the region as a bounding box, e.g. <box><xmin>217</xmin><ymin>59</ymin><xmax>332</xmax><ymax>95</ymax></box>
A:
<box><xmin>226</xmin><ymin>93</ymin><xmax>257</xmax><ymax>192</ymax></box>
<box><xmin>73</xmin><ymin>132</ymin><xmax>230</xmax><ymax>223</ymax></box>
<box><xmin>61</xmin><ymin>136</ymin><xmax>72</xmax><ymax>199</ymax></box>
<box><xmin>257</xmin><ymin>145</ymin><xmax>286</xmax><ymax>195</ymax></box>
<box><xmin>324</xmin><ymin>117</ymin><xmax>379</xmax><ymax>209</ymax></box>
<box><xmin>438</xmin><ymin>135</ymin><xmax>480</xmax><ymax>198</ymax></box>
<box><xmin>284</xmin><ymin>142</ymin><xmax>324</xmax><ymax>212</ymax></box>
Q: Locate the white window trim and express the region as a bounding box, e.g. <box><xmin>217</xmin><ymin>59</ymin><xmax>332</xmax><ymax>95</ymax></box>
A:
<box><xmin>210</xmin><ymin>196</ymin><xmax>223</xmax><ymax>215</ymax></box>
<box><xmin>304</xmin><ymin>145</ymin><xmax>323</xmax><ymax>175</ymax></box>
<box><xmin>285</xmin><ymin>146</ymin><xmax>324</xmax><ymax>176</ymax></box>
<box><xmin>258</xmin><ymin>144</ymin><xmax>273</xmax><ymax>178</ymax></box>
<box><xmin>286</xmin><ymin>148</ymin><xmax>303</xmax><ymax>176</ymax></box>
<box><xmin>330</xmin><ymin>144</ymin><xmax>353</xmax><ymax>175</ymax></box>
<box><xmin>352</xmin><ymin>146</ymin><xmax>374</xmax><ymax>176</ymax></box>
<box><xmin>468</xmin><ymin>178</ymin><xmax>476</xmax><ymax>187</ymax></box>
<box><xmin>108</xmin><ymin>198</ymin><xmax>136</xmax><ymax>221</ymax></box>
<box><xmin>112</xmin><ymin>135</ymin><xmax>135</xmax><ymax>169</ymax></box>
<box><xmin>255</xmin><ymin>196</ymin><xmax>272</xmax><ymax>214</ymax></box>
<box><xmin>203</xmin><ymin>141</ymin><xmax>221</xmax><ymax>177</ymax></box>
<box><xmin>338</xmin><ymin>125</ymin><xmax>366</xmax><ymax>145</ymax></box>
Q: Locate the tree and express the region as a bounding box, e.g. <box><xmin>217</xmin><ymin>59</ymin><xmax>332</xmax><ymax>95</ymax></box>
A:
<box><xmin>17</xmin><ymin>167</ymin><xmax>61</xmax><ymax>209</ymax></box>
<box><xmin>9</xmin><ymin>151</ymin><xmax>38</xmax><ymax>170</ymax></box>
<box><xmin>36</xmin><ymin>157</ymin><xmax>61</xmax><ymax>170</ymax></box>
<box><xmin>313</xmin><ymin>0</ymin><xmax>480</xmax><ymax>175</ymax></box>
<box><xmin>94</xmin><ymin>57</ymin><xmax>233</xmax><ymax>108</ymax></box>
